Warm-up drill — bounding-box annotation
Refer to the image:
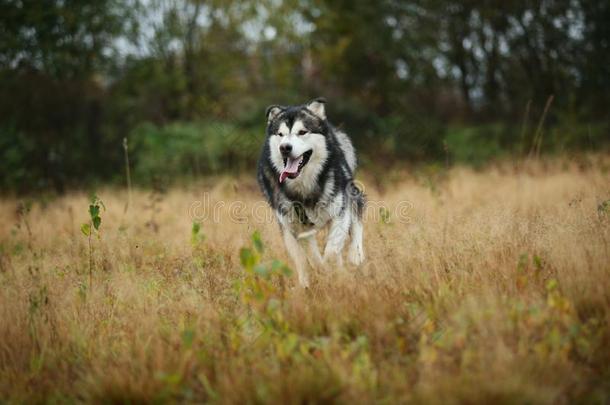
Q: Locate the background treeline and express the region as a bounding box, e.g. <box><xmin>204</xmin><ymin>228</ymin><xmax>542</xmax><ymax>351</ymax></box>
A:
<box><xmin>1</xmin><ymin>0</ymin><xmax>608</xmax><ymax>192</ymax></box>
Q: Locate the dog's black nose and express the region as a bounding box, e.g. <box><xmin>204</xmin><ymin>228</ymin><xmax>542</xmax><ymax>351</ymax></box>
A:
<box><xmin>279</xmin><ymin>144</ymin><xmax>292</xmax><ymax>156</ymax></box>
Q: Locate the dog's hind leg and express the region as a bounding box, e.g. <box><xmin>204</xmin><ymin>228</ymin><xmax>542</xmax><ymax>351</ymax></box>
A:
<box><xmin>348</xmin><ymin>218</ymin><xmax>365</xmax><ymax>266</ymax></box>
<box><xmin>347</xmin><ymin>187</ymin><xmax>366</xmax><ymax>266</ymax></box>
<box><xmin>323</xmin><ymin>211</ymin><xmax>351</xmax><ymax>268</ymax></box>
<box><xmin>282</xmin><ymin>228</ymin><xmax>310</xmax><ymax>287</ymax></box>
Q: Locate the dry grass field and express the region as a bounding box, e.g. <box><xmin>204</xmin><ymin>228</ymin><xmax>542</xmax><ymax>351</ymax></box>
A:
<box><xmin>1</xmin><ymin>155</ymin><xmax>609</xmax><ymax>404</ymax></box>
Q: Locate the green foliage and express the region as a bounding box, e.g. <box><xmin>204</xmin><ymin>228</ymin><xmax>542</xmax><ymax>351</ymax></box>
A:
<box><xmin>81</xmin><ymin>195</ymin><xmax>104</xmax><ymax>236</ymax></box>
<box><xmin>372</xmin><ymin>114</ymin><xmax>446</xmax><ymax>161</ymax></box>
<box><xmin>1</xmin><ymin>0</ymin><xmax>609</xmax><ymax>192</ymax></box>
<box><xmin>0</xmin><ymin>126</ymin><xmax>39</xmax><ymax>192</ymax></box>
<box><xmin>0</xmin><ymin>0</ymin><xmax>136</xmax><ymax>193</ymax></box>
<box><xmin>230</xmin><ymin>231</ymin><xmax>378</xmax><ymax>401</ymax></box>
<box><xmin>237</xmin><ymin>231</ymin><xmax>292</xmax><ymax>307</ymax></box>
<box><xmin>420</xmin><ymin>276</ymin><xmax>603</xmax><ymax>371</ymax></box>
<box><xmin>516</xmin><ymin>253</ymin><xmax>547</xmax><ymax>290</ymax></box>
<box><xmin>80</xmin><ymin>223</ymin><xmax>91</xmax><ymax>237</ymax></box>
<box><xmin>130</xmin><ymin>121</ymin><xmax>260</xmax><ymax>183</ymax></box>
<box><xmin>379</xmin><ymin>207</ymin><xmax>391</xmax><ymax>224</ymax></box>
<box><xmin>81</xmin><ymin>194</ymin><xmax>104</xmax><ymax>292</ymax></box>
<box><xmin>0</xmin><ymin>0</ymin><xmax>130</xmax><ymax>78</ymax></box>
<box><xmin>190</xmin><ymin>222</ymin><xmax>205</xmax><ymax>246</ymax></box>
<box><xmin>445</xmin><ymin>125</ymin><xmax>506</xmax><ymax>167</ymax></box>
<box><xmin>598</xmin><ymin>200</ymin><xmax>610</xmax><ymax>217</ymax></box>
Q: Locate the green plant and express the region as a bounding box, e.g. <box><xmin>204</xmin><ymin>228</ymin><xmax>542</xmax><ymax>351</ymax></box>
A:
<box><xmin>129</xmin><ymin>121</ymin><xmax>260</xmax><ymax>184</ymax></box>
<box><xmin>237</xmin><ymin>231</ymin><xmax>292</xmax><ymax>314</ymax></box>
<box><xmin>444</xmin><ymin>125</ymin><xmax>506</xmax><ymax>167</ymax></box>
<box><xmin>190</xmin><ymin>222</ymin><xmax>205</xmax><ymax>247</ymax></box>
<box><xmin>379</xmin><ymin>207</ymin><xmax>391</xmax><ymax>224</ymax></box>
<box><xmin>231</xmin><ymin>231</ymin><xmax>294</xmax><ymax>352</ymax></box>
<box><xmin>81</xmin><ymin>195</ymin><xmax>104</xmax><ymax>291</ymax></box>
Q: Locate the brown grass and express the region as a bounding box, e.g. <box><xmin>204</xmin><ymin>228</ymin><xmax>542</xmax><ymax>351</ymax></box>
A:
<box><xmin>1</xmin><ymin>155</ymin><xmax>609</xmax><ymax>404</ymax></box>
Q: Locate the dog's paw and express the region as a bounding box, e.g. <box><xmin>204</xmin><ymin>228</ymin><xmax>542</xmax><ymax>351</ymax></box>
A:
<box><xmin>348</xmin><ymin>247</ymin><xmax>365</xmax><ymax>266</ymax></box>
<box><xmin>297</xmin><ymin>273</ymin><xmax>310</xmax><ymax>288</ymax></box>
<box><xmin>322</xmin><ymin>252</ymin><xmax>344</xmax><ymax>271</ymax></box>
<box><xmin>316</xmin><ymin>260</ymin><xmax>332</xmax><ymax>273</ymax></box>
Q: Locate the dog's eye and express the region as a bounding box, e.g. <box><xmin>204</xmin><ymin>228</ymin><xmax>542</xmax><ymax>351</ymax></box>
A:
<box><xmin>277</xmin><ymin>133</ymin><xmax>284</xmax><ymax>137</ymax></box>
<box><xmin>298</xmin><ymin>130</ymin><xmax>308</xmax><ymax>136</ymax></box>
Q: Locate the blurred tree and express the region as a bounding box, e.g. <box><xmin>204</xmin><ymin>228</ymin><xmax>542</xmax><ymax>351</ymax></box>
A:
<box><xmin>579</xmin><ymin>0</ymin><xmax>610</xmax><ymax>118</ymax></box>
<box><xmin>0</xmin><ymin>0</ymin><xmax>136</xmax><ymax>191</ymax></box>
<box><xmin>0</xmin><ymin>0</ymin><xmax>608</xmax><ymax>192</ymax></box>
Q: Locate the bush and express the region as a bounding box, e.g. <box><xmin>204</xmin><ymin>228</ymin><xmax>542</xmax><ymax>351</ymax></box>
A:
<box><xmin>0</xmin><ymin>126</ymin><xmax>42</xmax><ymax>192</ymax></box>
<box><xmin>129</xmin><ymin>121</ymin><xmax>262</xmax><ymax>184</ymax></box>
<box><xmin>444</xmin><ymin>125</ymin><xmax>507</xmax><ymax>167</ymax></box>
<box><xmin>549</xmin><ymin>117</ymin><xmax>608</xmax><ymax>152</ymax></box>
<box><xmin>373</xmin><ymin>114</ymin><xmax>446</xmax><ymax>161</ymax></box>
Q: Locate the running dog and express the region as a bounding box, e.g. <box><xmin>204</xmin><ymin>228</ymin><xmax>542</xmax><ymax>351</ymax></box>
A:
<box><xmin>257</xmin><ymin>98</ymin><xmax>365</xmax><ymax>287</ymax></box>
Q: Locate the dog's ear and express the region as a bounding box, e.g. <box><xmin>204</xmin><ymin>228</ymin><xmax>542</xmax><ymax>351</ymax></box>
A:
<box><xmin>306</xmin><ymin>97</ymin><xmax>326</xmax><ymax>120</ymax></box>
<box><xmin>266</xmin><ymin>105</ymin><xmax>283</xmax><ymax>123</ymax></box>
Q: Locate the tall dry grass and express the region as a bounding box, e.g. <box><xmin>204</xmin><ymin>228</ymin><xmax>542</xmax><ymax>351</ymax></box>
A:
<box><xmin>0</xmin><ymin>155</ymin><xmax>609</xmax><ymax>403</ymax></box>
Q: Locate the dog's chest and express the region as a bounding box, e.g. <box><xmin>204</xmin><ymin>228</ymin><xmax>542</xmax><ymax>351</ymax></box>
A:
<box><xmin>278</xmin><ymin>197</ymin><xmax>331</xmax><ymax>236</ymax></box>
<box><xmin>303</xmin><ymin>204</ymin><xmax>332</xmax><ymax>228</ymax></box>
<box><xmin>280</xmin><ymin>169</ymin><xmax>341</xmax><ymax>231</ymax></box>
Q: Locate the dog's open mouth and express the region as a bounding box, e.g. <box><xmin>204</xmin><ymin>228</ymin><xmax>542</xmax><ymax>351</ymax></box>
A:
<box><xmin>279</xmin><ymin>150</ymin><xmax>313</xmax><ymax>183</ymax></box>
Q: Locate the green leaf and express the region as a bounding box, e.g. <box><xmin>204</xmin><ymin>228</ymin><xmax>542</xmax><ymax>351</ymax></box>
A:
<box><xmin>533</xmin><ymin>255</ymin><xmax>543</xmax><ymax>271</ymax></box>
<box><xmin>159</xmin><ymin>372</ymin><xmax>181</xmax><ymax>386</ymax></box>
<box><xmin>252</xmin><ymin>230</ymin><xmax>264</xmax><ymax>254</ymax></box>
<box><xmin>191</xmin><ymin>222</ymin><xmax>204</xmax><ymax>244</ymax></box>
<box><xmin>181</xmin><ymin>329</ymin><xmax>195</xmax><ymax>348</ymax></box>
<box><xmin>192</xmin><ymin>222</ymin><xmax>201</xmax><ymax>236</ymax></box>
<box><xmin>379</xmin><ymin>207</ymin><xmax>391</xmax><ymax>224</ymax></box>
<box><xmin>240</xmin><ymin>247</ymin><xmax>257</xmax><ymax>270</ymax></box>
<box><xmin>89</xmin><ymin>204</ymin><xmax>100</xmax><ymax>219</ymax></box>
<box><xmin>271</xmin><ymin>259</ymin><xmax>292</xmax><ymax>276</ymax></box>
<box><xmin>92</xmin><ymin>216</ymin><xmax>101</xmax><ymax>230</ymax></box>
<box><xmin>546</xmin><ymin>278</ymin><xmax>558</xmax><ymax>292</ymax></box>
<box><xmin>80</xmin><ymin>223</ymin><xmax>91</xmax><ymax>236</ymax></box>
<box><xmin>254</xmin><ymin>264</ymin><xmax>269</xmax><ymax>278</ymax></box>
<box><xmin>598</xmin><ymin>200</ymin><xmax>610</xmax><ymax>215</ymax></box>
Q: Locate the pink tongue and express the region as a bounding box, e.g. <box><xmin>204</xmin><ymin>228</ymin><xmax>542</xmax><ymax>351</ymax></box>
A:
<box><xmin>279</xmin><ymin>156</ymin><xmax>302</xmax><ymax>183</ymax></box>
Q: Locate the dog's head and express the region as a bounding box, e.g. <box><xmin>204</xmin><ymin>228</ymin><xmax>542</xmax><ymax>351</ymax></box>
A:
<box><xmin>265</xmin><ymin>98</ymin><xmax>330</xmax><ymax>184</ymax></box>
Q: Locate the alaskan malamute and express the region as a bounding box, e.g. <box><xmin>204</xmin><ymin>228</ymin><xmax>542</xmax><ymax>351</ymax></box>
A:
<box><xmin>257</xmin><ymin>98</ymin><xmax>365</xmax><ymax>287</ymax></box>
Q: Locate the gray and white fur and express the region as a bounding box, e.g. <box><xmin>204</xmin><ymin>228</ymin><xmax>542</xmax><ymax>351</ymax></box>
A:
<box><xmin>257</xmin><ymin>98</ymin><xmax>365</xmax><ymax>287</ymax></box>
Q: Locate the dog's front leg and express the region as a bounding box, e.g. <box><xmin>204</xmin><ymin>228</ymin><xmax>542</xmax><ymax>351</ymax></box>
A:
<box><xmin>323</xmin><ymin>211</ymin><xmax>351</xmax><ymax>268</ymax></box>
<box><xmin>281</xmin><ymin>227</ymin><xmax>310</xmax><ymax>287</ymax></box>
<box><xmin>301</xmin><ymin>234</ymin><xmax>324</xmax><ymax>269</ymax></box>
